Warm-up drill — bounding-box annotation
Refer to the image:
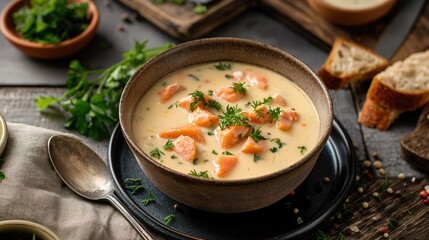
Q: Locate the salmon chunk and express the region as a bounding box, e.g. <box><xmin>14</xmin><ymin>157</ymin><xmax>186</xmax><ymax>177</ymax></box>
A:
<box><xmin>246</xmin><ymin>72</ymin><xmax>268</xmax><ymax>89</ymax></box>
<box><xmin>158</xmin><ymin>83</ymin><xmax>183</xmax><ymax>103</ymax></box>
<box><xmin>215</xmin><ymin>87</ymin><xmax>244</xmax><ymax>102</ymax></box>
<box><xmin>173</xmin><ymin>135</ymin><xmax>197</xmax><ymax>163</ymax></box>
<box><xmin>215</xmin><ymin>125</ymin><xmax>249</xmax><ymax>149</ymax></box>
<box><xmin>232</xmin><ymin>70</ymin><xmax>245</xmax><ymax>82</ymax></box>
<box><xmin>247</xmin><ymin>105</ymin><xmax>270</xmax><ymax>124</ymax></box>
<box><xmin>241</xmin><ymin>136</ymin><xmax>268</xmax><ymax>154</ymax></box>
<box><xmin>213</xmin><ymin>155</ymin><xmax>237</xmax><ymax>178</ymax></box>
<box><xmin>276</xmin><ymin>109</ymin><xmax>299</xmax><ymax>131</ymax></box>
<box><xmin>272</xmin><ymin>93</ymin><xmax>287</xmax><ymax>106</ymax></box>
<box><xmin>159</xmin><ymin>124</ymin><xmax>205</xmax><ymax>143</ymax></box>
<box><xmin>189</xmin><ymin>107</ymin><xmax>219</xmax><ymax>127</ymax></box>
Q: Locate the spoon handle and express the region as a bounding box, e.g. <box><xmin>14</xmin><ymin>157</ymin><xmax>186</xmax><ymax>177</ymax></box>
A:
<box><xmin>106</xmin><ymin>194</ymin><xmax>155</xmax><ymax>240</ymax></box>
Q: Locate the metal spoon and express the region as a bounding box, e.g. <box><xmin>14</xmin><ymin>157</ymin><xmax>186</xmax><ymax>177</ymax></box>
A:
<box><xmin>47</xmin><ymin>135</ymin><xmax>154</xmax><ymax>240</ymax></box>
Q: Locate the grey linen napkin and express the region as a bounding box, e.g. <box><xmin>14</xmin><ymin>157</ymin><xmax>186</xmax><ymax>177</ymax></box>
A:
<box><xmin>0</xmin><ymin>123</ymin><xmax>140</xmax><ymax>239</ymax></box>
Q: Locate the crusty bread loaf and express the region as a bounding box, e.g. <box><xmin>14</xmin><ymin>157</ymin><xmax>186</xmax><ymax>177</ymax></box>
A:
<box><xmin>358</xmin><ymin>50</ymin><xmax>429</xmax><ymax>130</ymax></box>
<box><xmin>318</xmin><ymin>38</ymin><xmax>389</xmax><ymax>89</ymax></box>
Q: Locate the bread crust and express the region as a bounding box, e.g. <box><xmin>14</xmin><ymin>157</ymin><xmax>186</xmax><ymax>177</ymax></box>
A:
<box><xmin>358</xmin><ymin>98</ymin><xmax>400</xmax><ymax>130</ymax></box>
<box><xmin>318</xmin><ymin>38</ymin><xmax>389</xmax><ymax>89</ymax></box>
<box><xmin>368</xmin><ymin>77</ymin><xmax>429</xmax><ymax>111</ymax></box>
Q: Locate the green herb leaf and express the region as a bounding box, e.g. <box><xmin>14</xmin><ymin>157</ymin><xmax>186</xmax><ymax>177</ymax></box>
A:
<box><xmin>207</xmin><ymin>99</ymin><xmax>222</xmax><ymax>111</ymax></box>
<box><xmin>124</xmin><ymin>178</ymin><xmax>142</xmax><ymax>184</ymax></box>
<box><xmin>272</xmin><ymin>138</ymin><xmax>286</xmax><ymax>149</ymax></box>
<box><xmin>150</xmin><ymin>148</ymin><xmax>164</xmax><ymax>159</ymax></box>
<box><xmin>0</xmin><ymin>171</ymin><xmax>5</xmax><ymax>183</ymax></box>
<box><xmin>34</xmin><ymin>40</ymin><xmax>173</xmax><ymax>140</ymax></box>
<box><xmin>14</xmin><ymin>0</ymin><xmax>89</xmax><ymax>44</ymax></box>
<box><xmin>212</xmin><ymin>150</ymin><xmax>218</xmax><ymax>155</ymax></box>
<box><xmin>218</xmin><ymin>105</ymin><xmax>249</xmax><ymax>129</ymax></box>
<box><xmin>222</xmin><ymin>151</ymin><xmax>233</xmax><ymax>155</ymax></box>
<box><xmin>253</xmin><ymin>154</ymin><xmax>263</xmax><ymax>163</ymax></box>
<box><xmin>298</xmin><ymin>146</ymin><xmax>307</xmax><ymax>155</ymax></box>
<box><xmin>230</xmin><ymin>82</ymin><xmax>247</xmax><ymax>94</ymax></box>
<box><xmin>164</xmin><ymin>214</ymin><xmax>175</xmax><ymax>225</ymax></box>
<box><xmin>141</xmin><ymin>191</ymin><xmax>155</xmax><ymax>206</ymax></box>
<box><xmin>188</xmin><ymin>74</ymin><xmax>200</xmax><ymax>81</ymax></box>
<box><xmin>251</xmin><ymin>126</ymin><xmax>267</xmax><ymax>143</ymax></box>
<box><xmin>171</xmin><ymin>155</ymin><xmax>177</xmax><ymax>159</ymax></box>
<box><xmin>270</xmin><ymin>147</ymin><xmax>278</xmax><ymax>153</ymax></box>
<box><xmin>163</xmin><ymin>139</ymin><xmax>174</xmax><ymax>150</ymax></box>
<box><xmin>214</xmin><ymin>62</ymin><xmax>232</xmax><ymax>71</ymax></box>
<box><xmin>225</xmin><ymin>74</ymin><xmax>233</xmax><ymax>79</ymax></box>
<box><xmin>268</xmin><ymin>107</ymin><xmax>282</xmax><ymax>123</ymax></box>
<box><xmin>193</xmin><ymin>4</ymin><xmax>208</xmax><ymax>15</ymax></box>
<box><xmin>207</xmin><ymin>131</ymin><xmax>214</xmax><ymax>136</ymax></box>
<box><xmin>189</xmin><ymin>90</ymin><xmax>205</xmax><ymax>112</ymax></box>
<box><xmin>188</xmin><ymin>169</ymin><xmax>209</xmax><ymax>179</ymax></box>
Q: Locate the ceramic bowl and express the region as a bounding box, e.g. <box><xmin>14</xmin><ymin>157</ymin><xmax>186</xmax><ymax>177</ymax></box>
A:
<box><xmin>0</xmin><ymin>0</ymin><xmax>99</xmax><ymax>59</ymax></box>
<box><xmin>0</xmin><ymin>112</ymin><xmax>7</xmax><ymax>156</ymax></box>
<box><xmin>0</xmin><ymin>220</ymin><xmax>59</xmax><ymax>240</ymax></box>
<box><xmin>308</xmin><ymin>0</ymin><xmax>397</xmax><ymax>26</ymax></box>
<box><xmin>119</xmin><ymin>37</ymin><xmax>333</xmax><ymax>213</ymax></box>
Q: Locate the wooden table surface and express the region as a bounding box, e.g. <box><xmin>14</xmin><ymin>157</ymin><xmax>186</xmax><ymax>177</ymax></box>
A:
<box><xmin>1</xmin><ymin>0</ymin><xmax>429</xmax><ymax>239</ymax></box>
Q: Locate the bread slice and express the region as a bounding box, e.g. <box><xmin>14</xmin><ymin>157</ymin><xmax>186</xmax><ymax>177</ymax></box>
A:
<box><xmin>358</xmin><ymin>50</ymin><xmax>429</xmax><ymax>130</ymax></box>
<box><xmin>318</xmin><ymin>38</ymin><xmax>389</xmax><ymax>89</ymax></box>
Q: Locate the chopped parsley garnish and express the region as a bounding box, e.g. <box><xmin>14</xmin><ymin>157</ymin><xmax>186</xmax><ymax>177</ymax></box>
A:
<box><xmin>225</xmin><ymin>74</ymin><xmax>233</xmax><ymax>79</ymax></box>
<box><xmin>298</xmin><ymin>146</ymin><xmax>307</xmax><ymax>154</ymax></box>
<box><xmin>251</xmin><ymin>126</ymin><xmax>267</xmax><ymax>143</ymax></box>
<box><xmin>163</xmin><ymin>139</ymin><xmax>173</xmax><ymax>150</ymax></box>
<box><xmin>268</xmin><ymin>107</ymin><xmax>282</xmax><ymax>123</ymax></box>
<box><xmin>207</xmin><ymin>99</ymin><xmax>222</xmax><ymax>111</ymax></box>
<box><xmin>214</xmin><ymin>62</ymin><xmax>232</xmax><ymax>71</ymax></box>
<box><xmin>208</xmin><ymin>90</ymin><xmax>214</xmax><ymax>96</ymax></box>
<box><xmin>188</xmin><ymin>169</ymin><xmax>210</xmax><ymax>179</ymax></box>
<box><xmin>222</xmin><ymin>151</ymin><xmax>233</xmax><ymax>155</ymax></box>
<box><xmin>253</xmin><ymin>155</ymin><xmax>263</xmax><ymax>163</ymax></box>
<box><xmin>189</xmin><ymin>90</ymin><xmax>205</xmax><ymax>112</ymax></box>
<box><xmin>129</xmin><ymin>185</ymin><xmax>144</xmax><ymax>195</ymax></box>
<box><xmin>189</xmin><ymin>90</ymin><xmax>222</xmax><ymax>111</ymax></box>
<box><xmin>270</xmin><ymin>147</ymin><xmax>278</xmax><ymax>153</ymax></box>
<box><xmin>251</xmin><ymin>101</ymin><xmax>264</xmax><ymax>118</ymax></box>
<box><xmin>164</xmin><ymin>214</ymin><xmax>175</xmax><ymax>226</ymax></box>
<box><xmin>212</xmin><ymin>150</ymin><xmax>218</xmax><ymax>155</ymax></box>
<box><xmin>188</xmin><ymin>74</ymin><xmax>200</xmax><ymax>81</ymax></box>
<box><xmin>218</xmin><ymin>105</ymin><xmax>249</xmax><ymax>129</ymax></box>
<box><xmin>150</xmin><ymin>148</ymin><xmax>164</xmax><ymax>159</ymax></box>
<box><xmin>171</xmin><ymin>155</ymin><xmax>178</xmax><ymax>159</ymax></box>
<box><xmin>192</xmin><ymin>158</ymin><xmax>198</xmax><ymax>165</ymax></box>
<box><xmin>124</xmin><ymin>178</ymin><xmax>144</xmax><ymax>195</ymax></box>
<box><xmin>141</xmin><ymin>191</ymin><xmax>155</xmax><ymax>206</ymax></box>
<box><xmin>230</xmin><ymin>82</ymin><xmax>247</xmax><ymax>94</ymax></box>
<box><xmin>262</xmin><ymin>96</ymin><xmax>273</xmax><ymax>105</ymax></box>
<box><xmin>207</xmin><ymin>130</ymin><xmax>214</xmax><ymax>136</ymax></box>
<box><xmin>272</xmin><ymin>138</ymin><xmax>286</xmax><ymax>149</ymax></box>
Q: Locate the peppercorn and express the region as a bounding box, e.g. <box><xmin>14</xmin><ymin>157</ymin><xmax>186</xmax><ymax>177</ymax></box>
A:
<box><xmin>423</xmin><ymin>199</ymin><xmax>429</xmax><ymax>205</ymax></box>
<box><xmin>380</xmin><ymin>227</ymin><xmax>388</xmax><ymax>234</ymax></box>
<box><xmin>420</xmin><ymin>190</ymin><xmax>429</xmax><ymax>199</ymax></box>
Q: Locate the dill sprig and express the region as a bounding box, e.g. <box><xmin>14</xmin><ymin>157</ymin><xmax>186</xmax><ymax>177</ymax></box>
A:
<box><xmin>188</xmin><ymin>169</ymin><xmax>210</xmax><ymax>179</ymax></box>
<box><xmin>163</xmin><ymin>139</ymin><xmax>173</xmax><ymax>150</ymax></box>
<box><xmin>230</xmin><ymin>82</ymin><xmax>247</xmax><ymax>94</ymax></box>
<box><xmin>268</xmin><ymin>107</ymin><xmax>282</xmax><ymax>123</ymax></box>
<box><xmin>251</xmin><ymin>126</ymin><xmax>267</xmax><ymax>143</ymax></box>
<box><xmin>218</xmin><ymin>105</ymin><xmax>249</xmax><ymax>129</ymax></box>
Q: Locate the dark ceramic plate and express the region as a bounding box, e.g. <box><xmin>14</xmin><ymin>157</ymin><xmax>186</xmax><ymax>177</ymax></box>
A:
<box><xmin>108</xmin><ymin>118</ymin><xmax>356</xmax><ymax>239</ymax></box>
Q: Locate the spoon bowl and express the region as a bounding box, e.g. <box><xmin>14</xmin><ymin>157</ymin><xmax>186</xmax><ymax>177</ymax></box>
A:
<box><xmin>47</xmin><ymin>135</ymin><xmax>154</xmax><ymax>240</ymax></box>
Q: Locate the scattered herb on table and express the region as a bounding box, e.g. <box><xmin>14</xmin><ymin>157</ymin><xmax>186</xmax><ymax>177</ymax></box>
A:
<box><xmin>124</xmin><ymin>178</ymin><xmax>142</xmax><ymax>184</ymax></box>
<box><xmin>150</xmin><ymin>148</ymin><xmax>165</xmax><ymax>159</ymax></box>
<box><xmin>152</xmin><ymin>0</ymin><xmax>209</xmax><ymax>15</ymax></box>
<box><xmin>188</xmin><ymin>169</ymin><xmax>209</xmax><ymax>179</ymax></box>
<box><xmin>193</xmin><ymin>4</ymin><xmax>208</xmax><ymax>14</ymax></box>
<box><xmin>141</xmin><ymin>191</ymin><xmax>155</xmax><ymax>206</ymax></box>
<box><xmin>35</xmin><ymin>40</ymin><xmax>173</xmax><ymax>140</ymax></box>
<box><xmin>14</xmin><ymin>0</ymin><xmax>89</xmax><ymax>44</ymax></box>
<box><xmin>164</xmin><ymin>214</ymin><xmax>175</xmax><ymax>226</ymax></box>
<box><xmin>0</xmin><ymin>157</ymin><xmax>5</xmax><ymax>183</ymax></box>
<box><xmin>124</xmin><ymin>177</ymin><xmax>144</xmax><ymax>195</ymax></box>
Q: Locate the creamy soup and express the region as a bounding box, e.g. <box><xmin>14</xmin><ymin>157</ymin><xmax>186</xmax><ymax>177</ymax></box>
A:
<box><xmin>325</xmin><ymin>0</ymin><xmax>386</xmax><ymax>9</ymax></box>
<box><xmin>132</xmin><ymin>62</ymin><xmax>320</xmax><ymax>180</ymax></box>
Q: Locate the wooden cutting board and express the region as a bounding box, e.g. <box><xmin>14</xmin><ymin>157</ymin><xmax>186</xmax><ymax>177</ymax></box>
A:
<box><xmin>260</xmin><ymin>0</ymin><xmax>429</xmax><ymax>62</ymax></box>
<box><xmin>118</xmin><ymin>0</ymin><xmax>255</xmax><ymax>40</ymax></box>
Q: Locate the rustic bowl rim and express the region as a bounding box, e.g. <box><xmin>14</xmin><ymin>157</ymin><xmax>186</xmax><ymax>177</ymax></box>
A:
<box><xmin>0</xmin><ymin>0</ymin><xmax>99</xmax><ymax>51</ymax></box>
<box><xmin>0</xmin><ymin>112</ymin><xmax>7</xmax><ymax>157</ymax></box>
<box><xmin>120</xmin><ymin>37</ymin><xmax>333</xmax><ymax>186</ymax></box>
<box><xmin>0</xmin><ymin>219</ymin><xmax>60</xmax><ymax>240</ymax></box>
<box><xmin>309</xmin><ymin>0</ymin><xmax>397</xmax><ymax>13</ymax></box>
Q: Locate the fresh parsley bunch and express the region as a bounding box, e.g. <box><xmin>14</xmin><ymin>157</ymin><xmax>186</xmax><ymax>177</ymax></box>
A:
<box><xmin>35</xmin><ymin>40</ymin><xmax>173</xmax><ymax>140</ymax></box>
<box><xmin>13</xmin><ymin>0</ymin><xmax>89</xmax><ymax>44</ymax></box>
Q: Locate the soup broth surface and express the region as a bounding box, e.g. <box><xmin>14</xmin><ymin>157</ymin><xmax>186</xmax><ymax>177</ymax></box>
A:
<box><xmin>325</xmin><ymin>0</ymin><xmax>386</xmax><ymax>9</ymax></box>
<box><xmin>132</xmin><ymin>62</ymin><xmax>320</xmax><ymax>180</ymax></box>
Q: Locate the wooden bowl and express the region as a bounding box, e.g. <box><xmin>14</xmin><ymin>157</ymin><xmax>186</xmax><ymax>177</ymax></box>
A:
<box><xmin>119</xmin><ymin>38</ymin><xmax>333</xmax><ymax>213</ymax></box>
<box><xmin>0</xmin><ymin>220</ymin><xmax>59</xmax><ymax>240</ymax></box>
<box><xmin>308</xmin><ymin>0</ymin><xmax>397</xmax><ymax>26</ymax></box>
<box><xmin>0</xmin><ymin>0</ymin><xmax>99</xmax><ymax>59</ymax></box>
